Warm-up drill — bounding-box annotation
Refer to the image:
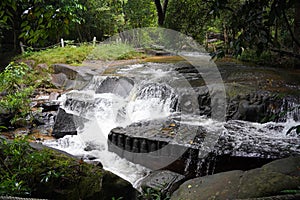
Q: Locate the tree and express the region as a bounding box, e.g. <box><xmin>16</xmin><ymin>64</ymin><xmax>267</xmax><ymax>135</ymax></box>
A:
<box><xmin>19</xmin><ymin>0</ymin><xmax>85</xmax><ymax>45</ymax></box>
<box><xmin>153</xmin><ymin>0</ymin><xmax>169</xmax><ymax>26</ymax></box>
<box><xmin>294</xmin><ymin>0</ymin><xmax>300</xmax><ymax>67</ymax></box>
<box><xmin>124</xmin><ymin>0</ymin><xmax>157</xmax><ymax>28</ymax></box>
<box><xmin>0</xmin><ymin>0</ymin><xmax>85</xmax><ymax>49</ymax></box>
<box><xmin>207</xmin><ymin>0</ymin><xmax>300</xmax><ymax>61</ymax></box>
<box><xmin>164</xmin><ymin>0</ymin><xmax>211</xmax><ymax>42</ymax></box>
<box><xmin>75</xmin><ymin>0</ymin><xmax>125</xmax><ymax>42</ymax></box>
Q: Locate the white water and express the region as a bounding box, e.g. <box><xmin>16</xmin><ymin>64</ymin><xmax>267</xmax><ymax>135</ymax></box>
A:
<box><xmin>43</xmin><ymin>67</ymin><xmax>179</xmax><ymax>185</ymax></box>
<box><xmin>43</xmin><ymin>62</ymin><xmax>300</xmax><ymax>187</ymax></box>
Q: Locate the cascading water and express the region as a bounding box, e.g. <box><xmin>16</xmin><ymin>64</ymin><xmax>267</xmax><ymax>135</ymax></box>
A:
<box><xmin>44</xmin><ymin>63</ymin><xmax>184</xmax><ymax>185</ymax></box>
<box><xmin>44</xmin><ymin>60</ymin><xmax>300</xmax><ymax>187</ymax></box>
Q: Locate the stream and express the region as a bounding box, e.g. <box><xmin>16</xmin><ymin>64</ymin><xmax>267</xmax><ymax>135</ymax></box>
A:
<box><xmin>43</xmin><ymin>54</ymin><xmax>300</xmax><ymax>188</ymax></box>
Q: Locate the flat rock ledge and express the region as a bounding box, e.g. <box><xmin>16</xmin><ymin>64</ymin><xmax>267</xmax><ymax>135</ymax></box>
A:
<box><xmin>171</xmin><ymin>156</ymin><xmax>300</xmax><ymax>200</ymax></box>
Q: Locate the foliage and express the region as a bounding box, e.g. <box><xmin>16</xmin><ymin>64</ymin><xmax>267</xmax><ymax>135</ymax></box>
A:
<box><xmin>280</xmin><ymin>188</ymin><xmax>300</xmax><ymax>194</ymax></box>
<box><xmin>77</xmin><ymin>0</ymin><xmax>125</xmax><ymax>41</ymax></box>
<box><xmin>238</xmin><ymin>49</ymin><xmax>273</xmax><ymax>65</ymax></box>
<box><xmin>87</xmin><ymin>43</ymin><xmax>145</xmax><ymax>61</ymax></box>
<box><xmin>0</xmin><ymin>62</ymin><xmax>37</xmax><ymax>125</ymax></box>
<box><xmin>0</xmin><ymin>0</ymin><xmax>16</xmax><ymax>30</ymax></box>
<box><xmin>164</xmin><ymin>0</ymin><xmax>211</xmax><ymax>42</ymax></box>
<box><xmin>19</xmin><ymin>0</ymin><xmax>85</xmax><ymax>45</ymax></box>
<box><xmin>139</xmin><ymin>187</ymin><xmax>170</xmax><ymax>200</ymax></box>
<box><xmin>0</xmin><ymin>138</ymin><xmax>102</xmax><ymax>197</ymax></box>
<box><xmin>206</xmin><ymin>0</ymin><xmax>299</xmax><ymax>58</ymax></box>
<box><xmin>1</xmin><ymin>0</ymin><xmax>300</xmax><ymax>67</ymax></box>
<box><xmin>0</xmin><ymin>0</ymin><xmax>85</xmax><ymax>48</ymax></box>
<box><xmin>21</xmin><ymin>45</ymin><xmax>94</xmax><ymax>66</ymax></box>
<box><xmin>123</xmin><ymin>0</ymin><xmax>157</xmax><ymax>28</ymax></box>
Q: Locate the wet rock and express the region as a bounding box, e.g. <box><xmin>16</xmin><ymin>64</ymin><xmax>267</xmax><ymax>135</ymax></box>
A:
<box><xmin>226</xmin><ymin>93</ymin><xmax>299</xmax><ymax>123</ymax></box>
<box><xmin>49</xmin><ymin>92</ymin><xmax>60</xmax><ymax>101</ymax></box>
<box><xmin>140</xmin><ymin>170</ymin><xmax>186</xmax><ymax>196</ymax></box>
<box><xmin>96</xmin><ymin>76</ymin><xmax>134</xmax><ymax>98</ymax></box>
<box><xmin>32</xmin><ymin>110</ymin><xmax>56</xmax><ymax>126</ymax></box>
<box><xmin>101</xmin><ymin>171</ymin><xmax>138</xmax><ymax>200</ymax></box>
<box><xmin>41</xmin><ymin>102</ymin><xmax>60</xmax><ymax>112</ymax></box>
<box><xmin>52</xmin><ymin>108</ymin><xmax>78</xmax><ymax>138</ymax></box>
<box><xmin>108</xmin><ymin>118</ymin><xmax>300</xmax><ymax>176</ymax></box>
<box><xmin>171</xmin><ymin>156</ymin><xmax>300</xmax><ymax>200</ymax></box>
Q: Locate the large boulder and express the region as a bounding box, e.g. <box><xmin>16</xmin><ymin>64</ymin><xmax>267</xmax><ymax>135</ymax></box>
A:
<box><xmin>0</xmin><ymin>140</ymin><xmax>137</xmax><ymax>200</ymax></box>
<box><xmin>171</xmin><ymin>156</ymin><xmax>300</xmax><ymax>200</ymax></box>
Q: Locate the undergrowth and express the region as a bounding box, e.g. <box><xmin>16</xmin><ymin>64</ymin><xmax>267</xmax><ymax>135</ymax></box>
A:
<box><xmin>19</xmin><ymin>45</ymin><xmax>94</xmax><ymax>66</ymax></box>
<box><xmin>87</xmin><ymin>43</ymin><xmax>145</xmax><ymax>61</ymax></box>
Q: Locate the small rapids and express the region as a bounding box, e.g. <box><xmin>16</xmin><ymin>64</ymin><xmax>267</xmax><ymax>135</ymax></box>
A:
<box><xmin>43</xmin><ymin>61</ymin><xmax>300</xmax><ymax>187</ymax></box>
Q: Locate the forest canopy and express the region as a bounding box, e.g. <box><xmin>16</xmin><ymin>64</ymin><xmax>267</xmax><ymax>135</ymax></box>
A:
<box><xmin>1</xmin><ymin>0</ymin><xmax>300</xmax><ymax>65</ymax></box>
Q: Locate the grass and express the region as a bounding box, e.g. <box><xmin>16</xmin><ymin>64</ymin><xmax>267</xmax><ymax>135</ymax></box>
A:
<box><xmin>19</xmin><ymin>45</ymin><xmax>94</xmax><ymax>66</ymax></box>
<box><xmin>87</xmin><ymin>43</ymin><xmax>145</xmax><ymax>61</ymax></box>
<box><xmin>17</xmin><ymin>43</ymin><xmax>145</xmax><ymax>66</ymax></box>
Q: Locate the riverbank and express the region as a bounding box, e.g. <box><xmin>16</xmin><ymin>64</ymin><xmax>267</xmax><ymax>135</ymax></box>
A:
<box><xmin>1</xmin><ymin>45</ymin><xmax>300</xmax><ymax>199</ymax></box>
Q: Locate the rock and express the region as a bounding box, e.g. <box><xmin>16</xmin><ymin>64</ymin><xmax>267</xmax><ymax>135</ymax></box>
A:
<box><xmin>51</xmin><ymin>64</ymin><xmax>99</xmax><ymax>90</ymax></box>
<box><xmin>52</xmin><ymin>64</ymin><xmax>96</xmax><ymax>82</ymax></box>
<box><xmin>101</xmin><ymin>171</ymin><xmax>138</xmax><ymax>200</ymax></box>
<box><xmin>96</xmin><ymin>76</ymin><xmax>134</xmax><ymax>98</ymax></box>
<box><xmin>52</xmin><ymin>108</ymin><xmax>78</xmax><ymax>138</ymax></box>
<box><xmin>41</xmin><ymin>102</ymin><xmax>60</xmax><ymax>112</ymax></box>
<box><xmin>140</xmin><ymin>170</ymin><xmax>186</xmax><ymax>196</ymax></box>
<box><xmin>13</xmin><ymin>127</ymin><xmax>30</xmax><ymax>137</ymax></box>
<box><xmin>20</xmin><ymin>59</ymin><xmax>35</xmax><ymax>68</ymax></box>
<box><xmin>108</xmin><ymin>119</ymin><xmax>299</xmax><ymax>176</ymax></box>
<box><xmin>171</xmin><ymin>156</ymin><xmax>300</xmax><ymax>200</ymax></box>
<box><xmin>13</xmin><ymin>142</ymin><xmax>137</xmax><ymax>200</ymax></box>
<box><xmin>51</xmin><ymin>73</ymin><xmax>68</xmax><ymax>88</ymax></box>
<box><xmin>0</xmin><ymin>111</ymin><xmax>13</xmax><ymax>127</ymax></box>
<box><xmin>35</xmin><ymin>63</ymin><xmax>49</xmax><ymax>71</ymax></box>
<box><xmin>52</xmin><ymin>64</ymin><xmax>81</xmax><ymax>80</ymax></box>
<box><xmin>49</xmin><ymin>92</ymin><xmax>60</xmax><ymax>101</ymax></box>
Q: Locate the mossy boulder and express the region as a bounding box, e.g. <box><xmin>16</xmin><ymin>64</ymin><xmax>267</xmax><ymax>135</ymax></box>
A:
<box><xmin>171</xmin><ymin>156</ymin><xmax>300</xmax><ymax>200</ymax></box>
<box><xmin>0</xmin><ymin>139</ymin><xmax>136</xmax><ymax>199</ymax></box>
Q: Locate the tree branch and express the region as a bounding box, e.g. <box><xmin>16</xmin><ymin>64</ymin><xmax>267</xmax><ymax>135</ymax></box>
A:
<box><xmin>282</xmin><ymin>6</ymin><xmax>300</xmax><ymax>48</ymax></box>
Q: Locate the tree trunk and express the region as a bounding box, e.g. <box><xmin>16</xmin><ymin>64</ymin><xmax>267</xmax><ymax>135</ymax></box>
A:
<box><xmin>294</xmin><ymin>1</ymin><xmax>300</xmax><ymax>68</ymax></box>
<box><xmin>154</xmin><ymin>0</ymin><xmax>168</xmax><ymax>26</ymax></box>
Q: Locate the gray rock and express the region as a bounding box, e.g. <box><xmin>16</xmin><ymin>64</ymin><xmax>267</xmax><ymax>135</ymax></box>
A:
<box><xmin>171</xmin><ymin>156</ymin><xmax>300</xmax><ymax>200</ymax></box>
<box><xmin>96</xmin><ymin>76</ymin><xmax>134</xmax><ymax>98</ymax></box>
<box><xmin>140</xmin><ymin>170</ymin><xmax>186</xmax><ymax>196</ymax></box>
<box><xmin>52</xmin><ymin>108</ymin><xmax>78</xmax><ymax>138</ymax></box>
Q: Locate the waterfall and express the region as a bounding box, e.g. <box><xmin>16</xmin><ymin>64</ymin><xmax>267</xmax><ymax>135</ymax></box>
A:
<box><xmin>44</xmin><ymin>74</ymin><xmax>181</xmax><ymax>185</ymax></box>
<box><xmin>43</xmin><ymin>61</ymin><xmax>300</xmax><ymax>186</ymax></box>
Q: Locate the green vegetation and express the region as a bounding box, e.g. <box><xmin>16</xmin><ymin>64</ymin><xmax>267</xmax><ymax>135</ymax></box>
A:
<box><xmin>0</xmin><ymin>138</ymin><xmax>103</xmax><ymax>198</ymax></box>
<box><xmin>0</xmin><ymin>62</ymin><xmax>40</xmax><ymax>125</ymax></box>
<box><xmin>139</xmin><ymin>187</ymin><xmax>170</xmax><ymax>200</ymax></box>
<box><xmin>1</xmin><ymin>0</ymin><xmax>300</xmax><ymax>67</ymax></box>
<box><xmin>87</xmin><ymin>43</ymin><xmax>145</xmax><ymax>61</ymax></box>
<box><xmin>18</xmin><ymin>43</ymin><xmax>145</xmax><ymax>66</ymax></box>
<box><xmin>22</xmin><ymin>45</ymin><xmax>94</xmax><ymax>66</ymax></box>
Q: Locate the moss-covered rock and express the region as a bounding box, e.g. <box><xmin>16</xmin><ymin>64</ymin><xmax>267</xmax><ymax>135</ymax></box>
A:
<box><xmin>0</xmin><ymin>139</ymin><xmax>137</xmax><ymax>199</ymax></box>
